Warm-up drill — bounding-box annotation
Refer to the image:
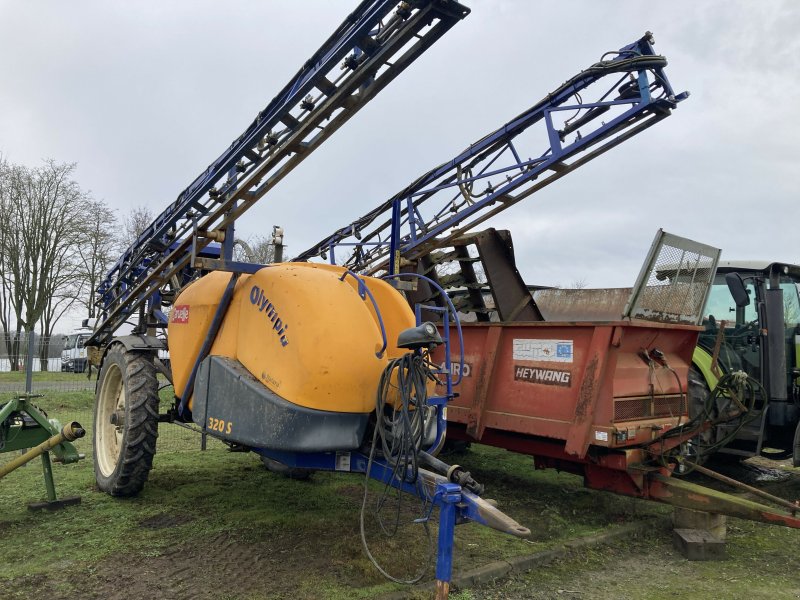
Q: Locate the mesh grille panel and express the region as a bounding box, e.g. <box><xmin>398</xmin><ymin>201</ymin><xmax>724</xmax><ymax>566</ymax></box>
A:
<box><xmin>624</xmin><ymin>230</ymin><xmax>720</xmax><ymax>325</ymax></box>
<box><xmin>613</xmin><ymin>397</ymin><xmax>650</xmax><ymax>421</ymax></box>
<box><xmin>653</xmin><ymin>395</ymin><xmax>687</xmax><ymax>418</ymax></box>
<box><xmin>613</xmin><ymin>395</ymin><xmax>687</xmax><ymax>422</ymax></box>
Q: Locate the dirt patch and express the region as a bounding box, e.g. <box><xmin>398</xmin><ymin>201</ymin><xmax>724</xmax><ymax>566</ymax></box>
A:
<box><xmin>6</xmin><ymin>574</ymin><xmax>53</xmax><ymax>600</ymax></box>
<box><xmin>79</xmin><ymin>526</ymin><xmax>376</xmax><ymax>600</ymax></box>
<box><xmin>334</xmin><ymin>483</ymin><xmax>365</xmax><ymax>507</ymax></box>
<box><xmin>705</xmin><ymin>458</ymin><xmax>793</xmax><ymax>485</ymax></box>
<box><xmin>5</xmin><ymin>525</ymin><xmax>358</xmax><ymax>600</ymax></box>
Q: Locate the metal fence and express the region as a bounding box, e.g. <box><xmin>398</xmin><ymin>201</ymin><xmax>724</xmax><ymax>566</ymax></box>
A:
<box><xmin>0</xmin><ymin>332</ymin><xmax>68</xmax><ymax>374</ymax></box>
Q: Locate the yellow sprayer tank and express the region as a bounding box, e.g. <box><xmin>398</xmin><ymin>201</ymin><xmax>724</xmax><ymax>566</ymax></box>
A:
<box><xmin>167</xmin><ymin>263</ymin><xmax>415</xmax><ymax>452</ymax></box>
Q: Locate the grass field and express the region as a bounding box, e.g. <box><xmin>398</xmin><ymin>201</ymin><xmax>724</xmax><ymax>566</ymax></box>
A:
<box><xmin>2</xmin><ymin>388</ymin><xmax>800</xmax><ymax>599</ymax></box>
<box><xmin>0</xmin><ymin>371</ymin><xmax>74</xmax><ymax>382</ymax></box>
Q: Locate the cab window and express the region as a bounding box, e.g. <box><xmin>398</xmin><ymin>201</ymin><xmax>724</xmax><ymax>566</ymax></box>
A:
<box><xmin>782</xmin><ymin>278</ymin><xmax>800</xmax><ymax>330</ymax></box>
<box><xmin>703</xmin><ymin>279</ymin><xmax>756</xmax><ymax>326</ymax></box>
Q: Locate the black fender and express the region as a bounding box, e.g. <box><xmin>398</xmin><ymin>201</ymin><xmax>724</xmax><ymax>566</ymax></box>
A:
<box><xmin>95</xmin><ymin>335</ymin><xmax>166</xmax><ymax>378</ymax></box>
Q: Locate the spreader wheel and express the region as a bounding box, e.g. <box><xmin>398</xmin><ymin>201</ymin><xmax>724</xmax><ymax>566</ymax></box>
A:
<box><xmin>93</xmin><ymin>344</ymin><xmax>159</xmax><ymax>496</ymax></box>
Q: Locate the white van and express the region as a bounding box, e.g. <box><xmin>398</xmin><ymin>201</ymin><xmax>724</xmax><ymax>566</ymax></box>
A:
<box><xmin>61</xmin><ymin>327</ymin><xmax>93</xmax><ymax>372</ymax></box>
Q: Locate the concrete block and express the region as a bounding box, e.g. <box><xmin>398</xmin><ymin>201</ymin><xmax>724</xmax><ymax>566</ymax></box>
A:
<box><xmin>672</xmin><ymin>507</ymin><xmax>727</xmax><ymax>541</ymax></box>
<box><xmin>673</xmin><ymin>528</ymin><xmax>726</xmax><ymax>561</ymax></box>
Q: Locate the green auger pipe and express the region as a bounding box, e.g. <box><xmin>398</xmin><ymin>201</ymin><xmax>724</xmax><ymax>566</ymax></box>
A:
<box><xmin>0</xmin><ymin>422</ymin><xmax>85</xmax><ymax>480</ymax></box>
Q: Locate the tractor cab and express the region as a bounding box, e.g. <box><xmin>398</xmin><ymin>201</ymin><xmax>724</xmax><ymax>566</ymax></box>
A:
<box><xmin>694</xmin><ymin>261</ymin><xmax>800</xmax><ymax>460</ymax></box>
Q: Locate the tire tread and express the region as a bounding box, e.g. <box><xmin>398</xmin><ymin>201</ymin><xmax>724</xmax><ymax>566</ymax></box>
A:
<box><xmin>94</xmin><ymin>344</ymin><xmax>159</xmax><ymax>497</ymax></box>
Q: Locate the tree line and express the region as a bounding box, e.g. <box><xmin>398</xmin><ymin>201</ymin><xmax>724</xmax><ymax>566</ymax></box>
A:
<box><xmin>0</xmin><ymin>157</ymin><xmax>153</xmax><ymax>370</ymax></box>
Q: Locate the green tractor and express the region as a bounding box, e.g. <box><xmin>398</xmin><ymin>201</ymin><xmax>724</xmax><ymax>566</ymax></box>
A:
<box><xmin>691</xmin><ymin>261</ymin><xmax>800</xmax><ymax>464</ymax></box>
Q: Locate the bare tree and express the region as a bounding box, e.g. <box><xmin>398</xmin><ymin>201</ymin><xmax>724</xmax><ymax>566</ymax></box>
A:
<box><xmin>0</xmin><ymin>160</ymin><xmax>28</xmax><ymax>368</ymax></box>
<box><xmin>0</xmin><ymin>155</ymin><xmax>10</xmax><ymax>353</ymax></box>
<box><xmin>0</xmin><ymin>159</ymin><xmax>89</xmax><ymax>369</ymax></box>
<box><xmin>73</xmin><ymin>198</ymin><xmax>118</xmax><ymax>318</ymax></box>
<box><xmin>233</xmin><ymin>227</ymin><xmax>285</xmax><ymax>264</ymax></box>
<box><xmin>570</xmin><ymin>278</ymin><xmax>588</xmax><ymax>290</ymax></box>
<box><xmin>233</xmin><ymin>235</ymin><xmax>276</xmax><ymax>264</ymax></box>
<box><xmin>0</xmin><ymin>157</ymin><xmax>15</xmax><ymax>362</ymax></box>
<box><xmin>119</xmin><ymin>205</ymin><xmax>155</xmax><ymax>251</ymax></box>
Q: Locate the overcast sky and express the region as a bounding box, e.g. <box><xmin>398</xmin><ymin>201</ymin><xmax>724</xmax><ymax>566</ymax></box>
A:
<box><xmin>1</xmin><ymin>1</ymin><xmax>798</xmax><ymax>329</ymax></box>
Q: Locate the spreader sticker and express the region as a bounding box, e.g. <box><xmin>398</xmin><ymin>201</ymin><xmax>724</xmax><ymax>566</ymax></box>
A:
<box><xmin>512</xmin><ymin>339</ymin><xmax>573</xmax><ymax>363</ymax></box>
<box><xmin>171</xmin><ymin>305</ymin><xmax>190</xmax><ymax>324</ymax></box>
<box><xmin>514</xmin><ymin>365</ymin><xmax>572</xmax><ymax>387</ymax></box>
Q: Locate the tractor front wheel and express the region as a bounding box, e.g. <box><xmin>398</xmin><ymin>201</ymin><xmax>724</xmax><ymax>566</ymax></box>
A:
<box><xmin>93</xmin><ymin>344</ymin><xmax>159</xmax><ymax>496</ymax></box>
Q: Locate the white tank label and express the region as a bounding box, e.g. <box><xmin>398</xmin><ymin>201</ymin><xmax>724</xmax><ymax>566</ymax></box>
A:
<box><xmin>335</xmin><ymin>451</ymin><xmax>351</xmax><ymax>471</ymax></box>
<box><xmin>513</xmin><ymin>339</ymin><xmax>573</xmax><ymax>363</ymax></box>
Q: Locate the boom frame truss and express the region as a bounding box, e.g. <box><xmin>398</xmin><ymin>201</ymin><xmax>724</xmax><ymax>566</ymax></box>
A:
<box><xmin>294</xmin><ymin>32</ymin><xmax>688</xmax><ymax>274</ymax></box>
<box><xmin>87</xmin><ymin>0</ymin><xmax>470</xmax><ymax>348</ymax></box>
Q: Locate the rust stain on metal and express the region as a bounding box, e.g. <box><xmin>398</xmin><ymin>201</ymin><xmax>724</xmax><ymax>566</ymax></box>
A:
<box><xmin>466</xmin><ymin>326</ymin><xmax>502</xmax><ymax>440</ymax></box>
<box><xmin>574</xmin><ymin>356</ymin><xmax>598</xmax><ymax>420</ymax></box>
<box><xmin>648</xmin><ymin>472</ymin><xmax>800</xmax><ymax>529</ymax></box>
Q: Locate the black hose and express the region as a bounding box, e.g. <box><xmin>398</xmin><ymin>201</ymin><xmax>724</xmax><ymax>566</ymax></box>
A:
<box><xmin>360</xmin><ymin>351</ymin><xmax>436</xmax><ymax>584</ymax></box>
<box><xmin>649</xmin><ymin>370</ymin><xmax>767</xmax><ymax>472</ymax></box>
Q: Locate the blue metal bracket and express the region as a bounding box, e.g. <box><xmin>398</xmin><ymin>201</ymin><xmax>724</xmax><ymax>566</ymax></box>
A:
<box><xmin>435</xmin><ymin>483</ymin><xmax>460</xmax><ymax>589</ymax></box>
<box><xmin>382</xmin><ymin>273</ymin><xmax>465</xmax><ymax>388</ymax></box>
<box><xmin>253</xmin><ymin>446</ymin><xmax>530</xmax><ymax>586</ymax></box>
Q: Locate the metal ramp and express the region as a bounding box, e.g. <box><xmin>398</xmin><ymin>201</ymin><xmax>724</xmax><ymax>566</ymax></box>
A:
<box><xmin>400</xmin><ymin>228</ymin><xmax>542</xmax><ymax>323</ymax></box>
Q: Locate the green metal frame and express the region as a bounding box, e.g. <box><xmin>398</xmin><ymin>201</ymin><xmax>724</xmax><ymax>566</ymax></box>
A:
<box><xmin>0</xmin><ymin>394</ymin><xmax>83</xmax><ymax>508</ymax></box>
<box><xmin>692</xmin><ymin>346</ymin><xmax>721</xmax><ymax>390</ymax></box>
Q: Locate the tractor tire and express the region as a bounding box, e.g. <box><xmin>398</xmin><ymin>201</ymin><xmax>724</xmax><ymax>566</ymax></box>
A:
<box><xmin>93</xmin><ymin>344</ymin><xmax>159</xmax><ymax>496</ymax></box>
<box><xmin>685</xmin><ymin>365</ymin><xmax>714</xmax><ymax>466</ymax></box>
